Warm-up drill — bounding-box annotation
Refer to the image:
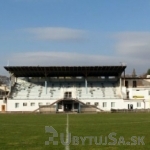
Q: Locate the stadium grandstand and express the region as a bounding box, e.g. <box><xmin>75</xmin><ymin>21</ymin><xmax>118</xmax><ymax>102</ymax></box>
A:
<box><xmin>1</xmin><ymin>65</ymin><xmax>150</xmax><ymax>113</ymax></box>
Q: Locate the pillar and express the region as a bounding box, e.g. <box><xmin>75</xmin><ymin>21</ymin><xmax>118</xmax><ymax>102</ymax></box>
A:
<box><xmin>85</xmin><ymin>78</ymin><xmax>88</xmax><ymax>94</ymax></box>
<box><xmin>45</xmin><ymin>81</ymin><xmax>47</xmax><ymax>94</ymax></box>
<box><xmin>78</xmin><ymin>103</ymin><xmax>80</xmax><ymax>113</ymax></box>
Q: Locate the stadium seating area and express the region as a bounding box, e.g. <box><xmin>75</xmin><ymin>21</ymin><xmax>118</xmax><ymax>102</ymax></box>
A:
<box><xmin>76</xmin><ymin>82</ymin><xmax>118</xmax><ymax>99</ymax></box>
<box><xmin>9</xmin><ymin>80</ymin><xmax>120</xmax><ymax>99</ymax></box>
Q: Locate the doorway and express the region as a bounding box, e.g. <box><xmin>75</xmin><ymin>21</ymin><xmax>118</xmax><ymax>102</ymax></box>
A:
<box><xmin>57</xmin><ymin>100</ymin><xmax>79</xmax><ymax>112</ymax></box>
<box><xmin>1</xmin><ymin>105</ymin><xmax>5</xmax><ymax>112</ymax></box>
<box><xmin>128</xmin><ymin>104</ymin><xmax>133</xmax><ymax>110</ymax></box>
<box><xmin>64</xmin><ymin>103</ymin><xmax>72</xmax><ymax>111</ymax></box>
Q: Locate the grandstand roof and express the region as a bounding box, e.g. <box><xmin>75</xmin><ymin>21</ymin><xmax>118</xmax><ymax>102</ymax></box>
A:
<box><xmin>4</xmin><ymin>66</ymin><xmax>126</xmax><ymax>77</ymax></box>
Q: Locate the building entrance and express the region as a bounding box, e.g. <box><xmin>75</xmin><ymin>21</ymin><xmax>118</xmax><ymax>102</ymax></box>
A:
<box><xmin>57</xmin><ymin>100</ymin><xmax>79</xmax><ymax>112</ymax></box>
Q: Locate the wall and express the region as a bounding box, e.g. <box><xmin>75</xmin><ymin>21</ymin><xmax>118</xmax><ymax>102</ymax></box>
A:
<box><xmin>7</xmin><ymin>99</ymin><xmax>57</xmax><ymax>112</ymax></box>
<box><xmin>127</xmin><ymin>88</ymin><xmax>150</xmax><ymax>100</ymax></box>
<box><xmin>7</xmin><ymin>77</ymin><xmax>150</xmax><ymax>112</ymax></box>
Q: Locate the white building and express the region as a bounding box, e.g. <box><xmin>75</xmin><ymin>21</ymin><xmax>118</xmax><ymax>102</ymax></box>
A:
<box><xmin>0</xmin><ymin>85</ymin><xmax>9</xmax><ymax>112</ymax></box>
<box><xmin>0</xmin><ymin>65</ymin><xmax>150</xmax><ymax>113</ymax></box>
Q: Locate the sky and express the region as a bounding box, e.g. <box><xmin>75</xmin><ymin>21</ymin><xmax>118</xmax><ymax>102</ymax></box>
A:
<box><xmin>1</xmin><ymin>0</ymin><xmax>150</xmax><ymax>76</ymax></box>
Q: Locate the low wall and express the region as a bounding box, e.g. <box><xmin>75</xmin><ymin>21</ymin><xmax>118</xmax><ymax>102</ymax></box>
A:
<box><xmin>39</xmin><ymin>105</ymin><xmax>56</xmax><ymax>113</ymax></box>
<box><xmin>111</xmin><ymin>109</ymin><xmax>150</xmax><ymax>113</ymax></box>
<box><xmin>80</xmin><ymin>105</ymin><xmax>96</xmax><ymax>113</ymax></box>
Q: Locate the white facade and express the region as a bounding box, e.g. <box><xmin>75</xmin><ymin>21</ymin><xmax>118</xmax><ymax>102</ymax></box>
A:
<box><xmin>1</xmin><ymin>77</ymin><xmax>150</xmax><ymax>112</ymax></box>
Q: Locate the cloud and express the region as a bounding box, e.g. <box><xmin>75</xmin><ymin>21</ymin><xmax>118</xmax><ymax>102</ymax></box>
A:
<box><xmin>2</xmin><ymin>31</ymin><xmax>150</xmax><ymax>76</ymax></box>
<box><xmin>8</xmin><ymin>51</ymin><xmax>120</xmax><ymax>66</ymax></box>
<box><xmin>1</xmin><ymin>50</ymin><xmax>149</xmax><ymax>76</ymax></box>
<box><xmin>24</xmin><ymin>27</ymin><xmax>87</xmax><ymax>41</ymax></box>
<box><xmin>114</xmin><ymin>32</ymin><xmax>150</xmax><ymax>59</ymax></box>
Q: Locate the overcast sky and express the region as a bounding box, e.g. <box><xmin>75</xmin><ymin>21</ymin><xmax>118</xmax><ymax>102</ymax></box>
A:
<box><xmin>1</xmin><ymin>0</ymin><xmax>150</xmax><ymax>76</ymax></box>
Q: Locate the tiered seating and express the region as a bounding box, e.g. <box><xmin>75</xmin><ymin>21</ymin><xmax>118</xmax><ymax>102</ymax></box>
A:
<box><xmin>28</xmin><ymin>84</ymin><xmax>42</xmax><ymax>99</ymax></box>
<box><xmin>103</xmin><ymin>83</ymin><xmax>117</xmax><ymax>98</ymax></box>
<box><xmin>76</xmin><ymin>82</ymin><xmax>119</xmax><ymax>99</ymax></box>
<box><xmin>51</xmin><ymin>83</ymin><xmax>62</xmax><ymax>98</ymax></box>
<box><xmin>11</xmin><ymin>82</ymin><xmax>34</xmax><ymax>99</ymax></box>
<box><xmin>10</xmin><ymin>80</ymin><xmax>119</xmax><ymax>99</ymax></box>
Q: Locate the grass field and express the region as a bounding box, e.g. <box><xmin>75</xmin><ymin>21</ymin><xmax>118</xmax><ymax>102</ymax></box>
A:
<box><xmin>0</xmin><ymin>113</ymin><xmax>150</xmax><ymax>150</ymax></box>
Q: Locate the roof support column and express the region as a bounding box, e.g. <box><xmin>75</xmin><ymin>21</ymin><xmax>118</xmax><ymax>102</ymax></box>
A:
<box><xmin>9</xmin><ymin>73</ymin><xmax>12</xmax><ymax>93</ymax></box>
<box><xmin>85</xmin><ymin>76</ymin><xmax>88</xmax><ymax>94</ymax></box>
<box><xmin>119</xmin><ymin>77</ymin><xmax>123</xmax><ymax>98</ymax></box>
<box><xmin>45</xmin><ymin>73</ymin><xmax>47</xmax><ymax>94</ymax></box>
<box><xmin>78</xmin><ymin>103</ymin><xmax>81</xmax><ymax>113</ymax></box>
<box><xmin>56</xmin><ymin>103</ymin><xmax>58</xmax><ymax>112</ymax></box>
<box><xmin>9</xmin><ymin>73</ymin><xmax>15</xmax><ymax>92</ymax></box>
<box><xmin>45</xmin><ymin>81</ymin><xmax>47</xmax><ymax>94</ymax></box>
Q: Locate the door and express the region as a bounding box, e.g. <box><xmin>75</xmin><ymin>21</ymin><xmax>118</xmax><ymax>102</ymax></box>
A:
<box><xmin>125</xmin><ymin>81</ymin><xmax>128</xmax><ymax>88</ymax></box>
<box><xmin>128</xmin><ymin>104</ymin><xmax>133</xmax><ymax>110</ymax></box>
<box><xmin>1</xmin><ymin>105</ymin><xmax>5</xmax><ymax>112</ymax></box>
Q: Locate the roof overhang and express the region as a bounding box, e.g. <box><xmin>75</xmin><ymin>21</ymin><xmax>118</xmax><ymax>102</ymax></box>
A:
<box><xmin>4</xmin><ymin>66</ymin><xmax>126</xmax><ymax>77</ymax></box>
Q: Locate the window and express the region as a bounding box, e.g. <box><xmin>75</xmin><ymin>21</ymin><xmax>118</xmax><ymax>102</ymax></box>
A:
<box><xmin>90</xmin><ymin>83</ymin><xmax>93</xmax><ymax>88</ymax></box>
<box><xmin>133</xmin><ymin>81</ymin><xmax>137</xmax><ymax>88</ymax></box>
<box><xmin>103</xmin><ymin>102</ymin><xmax>107</xmax><ymax>107</ymax></box>
<box><xmin>38</xmin><ymin>103</ymin><xmax>42</xmax><ymax>106</ymax></box>
<box><xmin>23</xmin><ymin>103</ymin><xmax>27</xmax><ymax>106</ymax></box>
<box><xmin>67</xmin><ymin>83</ymin><xmax>70</xmax><ymax>88</ymax></box>
<box><xmin>86</xmin><ymin>102</ymin><xmax>90</xmax><ymax>105</ymax></box>
<box><xmin>64</xmin><ymin>92</ymin><xmax>72</xmax><ymax>98</ymax></box>
<box><xmin>58</xmin><ymin>104</ymin><xmax>62</xmax><ymax>109</ymax></box>
<box><xmin>137</xmin><ymin>102</ymin><xmax>141</xmax><ymax>107</ymax></box>
<box><xmin>127</xmin><ymin>91</ymin><xmax>129</xmax><ymax>99</ymax></box>
<box><xmin>15</xmin><ymin>103</ymin><xmax>19</xmax><ymax>108</ymax></box>
<box><xmin>94</xmin><ymin>102</ymin><xmax>99</xmax><ymax>106</ymax></box>
<box><xmin>58</xmin><ymin>102</ymin><xmax>62</xmax><ymax>109</ymax></box>
<box><xmin>111</xmin><ymin>102</ymin><xmax>115</xmax><ymax>108</ymax></box>
<box><xmin>31</xmin><ymin>103</ymin><xmax>35</xmax><ymax>106</ymax></box>
<box><xmin>128</xmin><ymin>104</ymin><xmax>133</xmax><ymax>109</ymax></box>
<box><xmin>125</xmin><ymin>81</ymin><xmax>128</xmax><ymax>88</ymax></box>
<box><xmin>74</xmin><ymin>103</ymin><xmax>79</xmax><ymax>109</ymax></box>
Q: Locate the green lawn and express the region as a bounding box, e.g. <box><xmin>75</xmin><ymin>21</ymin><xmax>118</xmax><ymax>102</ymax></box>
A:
<box><xmin>0</xmin><ymin>113</ymin><xmax>150</xmax><ymax>150</ymax></box>
<box><xmin>0</xmin><ymin>114</ymin><xmax>66</xmax><ymax>150</ymax></box>
<box><xmin>69</xmin><ymin>113</ymin><xmax>150</xmax><ymax>150</ymax></box>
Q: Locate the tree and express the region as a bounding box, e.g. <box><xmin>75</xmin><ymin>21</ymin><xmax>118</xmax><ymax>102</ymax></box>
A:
<box><xmin>147</xmin><ymin>69</ymin><xmax>150</xmax><ymax>75</ymax></box>
<box><xmin>139</xmin><ymin>73</ymin><xmax>147</xmax><ymax>78</ymax></box>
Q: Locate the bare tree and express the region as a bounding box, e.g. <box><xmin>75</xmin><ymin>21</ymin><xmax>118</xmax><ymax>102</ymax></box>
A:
<box><xmin>147</xmin><ymin>69</ymin><xmax>150</xmax><ymax>75</ymax></box>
